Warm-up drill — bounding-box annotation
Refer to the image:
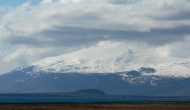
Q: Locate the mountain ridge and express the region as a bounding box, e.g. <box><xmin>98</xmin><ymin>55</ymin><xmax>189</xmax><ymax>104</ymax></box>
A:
<box><xmin>1</xmin><ymin>42</ymin><xmax>190</xmax><ymax>95</ymax></box>
<box><xmin>9</xmin><ymin>41</ymin><xmax>190</xmax><ymax>78</ymax></box>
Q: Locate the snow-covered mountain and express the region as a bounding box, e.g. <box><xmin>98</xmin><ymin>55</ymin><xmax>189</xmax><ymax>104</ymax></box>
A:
<box><xmin>14</xmin><ymin>41</ymin><xmax>190</xmax><ymax>78</ymax></box>
<box><xmin>1</xmin><ymin>41</ymin><xmax>190</xmax><ymax>95</ymax></box>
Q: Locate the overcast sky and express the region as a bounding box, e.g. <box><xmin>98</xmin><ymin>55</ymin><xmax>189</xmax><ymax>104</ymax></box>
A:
<box><xmin>0</xmin><ymin>0</ymin><xmax>190</xmax><ymax>74</ymax></box>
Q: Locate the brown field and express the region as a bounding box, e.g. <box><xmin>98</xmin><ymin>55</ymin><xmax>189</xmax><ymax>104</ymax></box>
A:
<box><xmin>0</xmin><ymin>103</ymin><xmax>190</xmax><ymax>110</ymax></box>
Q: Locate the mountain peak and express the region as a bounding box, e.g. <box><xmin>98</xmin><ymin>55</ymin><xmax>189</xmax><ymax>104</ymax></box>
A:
<box><xmin>75</xmin><ymin>89</ymin><xmax>106</xmax><ymax>96</ymax></box>
<box><xmin>11</xmin><ymin>42</ymin><xmax>190</xmax><ymax>78</ymax></box>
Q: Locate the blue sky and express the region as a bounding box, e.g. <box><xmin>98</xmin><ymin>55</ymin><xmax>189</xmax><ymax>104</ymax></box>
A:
<box><xmin>0</xmin><ymin>0</ymin><xmax>41</xmax><ymax>6</ymax></box>
<box><xmin>0</xmin><ymin>0</ymin><xmax>190</xmax><ymax>74</ymax></box>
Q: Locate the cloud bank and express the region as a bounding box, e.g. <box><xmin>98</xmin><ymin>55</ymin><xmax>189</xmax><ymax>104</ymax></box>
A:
<box><xmin>0</xmin><ymin>0</ymin><xmax>190</xmax><ymax>74</ymax></box>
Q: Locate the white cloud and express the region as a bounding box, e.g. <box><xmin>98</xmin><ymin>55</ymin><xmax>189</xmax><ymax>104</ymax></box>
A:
<box><xmin>155</xmin><ymin>45</ymin><xmax>170</xmax><ymax>57</ymax></box>
<box><xmin>168</xmin><ymin>36</ymin><xmax>190</xmax><ymax>58</ymax></box>
<box><xmin>1</xmin><ymin>0</ymin><xmax>190</xmax><ymax>37</ymax></box>
<box><xmin>1</xmin><ymin>0</ymin><xmax>190</xmax><ymax>46</ymax></box>
<box><xmin>42</xmin><ymin>0</ymin><xmax>53</xmax><ymax>4</ymax></box>
<box><xmin>0</xmin><ymin>43</ymin><xmax>82</xmax><ymax>74</ymax></box>
<box><xmin>0</xmin><ymin>0</ymin><xmax>190</xmax><ymax>74</ymax></box>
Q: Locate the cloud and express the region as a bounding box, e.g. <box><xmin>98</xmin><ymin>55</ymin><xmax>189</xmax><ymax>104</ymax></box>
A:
<box><xmin>4</xmin><ymin>25</ymin><xmax>190</xmax><ymax>47</ymax></box>
<box><xmin>152</xmin><ymin>10</ymin><xmax>190</xmax><ymax>21</ymax></box>
<box><xmin>42</xmin><ymin>0</ymin><xmax>53</xmax><ymax>4</ymax></box>
<box><xmin>108</xmin><ymin>0</ymin><xmax>140</xmax><ymax>4</ymax></box>
<box><xmin>0</xmin><ymin>45</ymin><xmax>80</xmax><ymax>73</ymax></box>
<box><xmin>0</xmin><ymin>0</ymin><xmax>189</xmax><ymax>47</ymax></box>
<box><xmin>0</xmin><ymin>0</ymin><xmax>190</xmax><ymax>74</ymax></box>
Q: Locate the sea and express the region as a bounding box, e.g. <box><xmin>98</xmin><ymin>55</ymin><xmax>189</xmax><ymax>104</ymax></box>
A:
<box><xmin>0</xmin><ymin>96</ymin><xmax>190</xmax><ymax>103</ymax></box>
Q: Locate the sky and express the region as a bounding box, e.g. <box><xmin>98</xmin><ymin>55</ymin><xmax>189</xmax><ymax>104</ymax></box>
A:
<box><xmin>0</xmin><ymin>0</ymin><xmax>190</xmax><ymax>74</ymax></box>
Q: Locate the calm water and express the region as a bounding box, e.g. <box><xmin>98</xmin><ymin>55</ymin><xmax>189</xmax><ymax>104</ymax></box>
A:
<box><xmin>0</xmin><ymin>96</ymin><xmax>190</xmax><ymax>103</ymax></box>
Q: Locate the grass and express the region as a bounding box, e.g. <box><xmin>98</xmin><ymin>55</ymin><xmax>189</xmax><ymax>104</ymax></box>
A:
<box><xmin>0</xmin><ymin>103</ymin><xmax>190</xmax><ymax>110</ymax></box>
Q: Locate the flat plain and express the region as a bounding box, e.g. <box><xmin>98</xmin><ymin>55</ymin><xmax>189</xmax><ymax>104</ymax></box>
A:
<box><xmin>0</xmin><ymin>103</ymin><xmax>190</xmax><ymax>110</ymax></box>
